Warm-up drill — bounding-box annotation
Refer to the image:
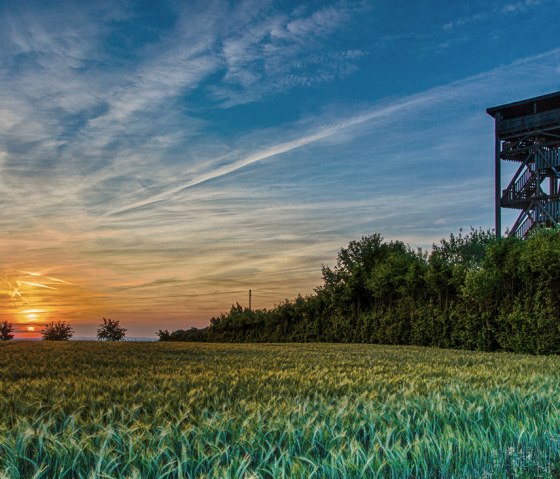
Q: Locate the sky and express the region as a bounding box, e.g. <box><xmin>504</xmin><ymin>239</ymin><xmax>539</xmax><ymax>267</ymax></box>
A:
<box><xmin>1</xmin><ymin>0</ymin><xmax>560</xmax><ymax>338</ymax></box>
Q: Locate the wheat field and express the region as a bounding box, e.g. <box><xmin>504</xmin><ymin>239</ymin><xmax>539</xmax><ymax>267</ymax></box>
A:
<box><xmin>0</xmin><ymin>341</ymin><xmax>559</xmax><ymax>478</ymax></box>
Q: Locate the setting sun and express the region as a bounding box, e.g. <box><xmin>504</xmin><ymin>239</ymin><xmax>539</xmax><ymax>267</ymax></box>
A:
<box><xmin>27</xmin><ymin>326</ymin><xmax>35</xmax><ymax>331</ymax></box>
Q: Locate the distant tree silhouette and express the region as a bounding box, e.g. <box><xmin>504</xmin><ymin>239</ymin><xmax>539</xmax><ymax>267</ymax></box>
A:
<box><xmin>41</xmin><ymin>321</ymin><xmax>74</xmax><ymax>341</ymax></box>
<box><xmin>157</xmin><ymin>327</ymin><xmax>208</xmax><ymax>342</ymax></box>
<box><xmin>97</xmin><ymin>317</ymin><xmax>127</xmax><ymax>341</ymax></box>
<box><xmin>156</xmin><ymin>329</ymin><xmax>171</xmax><ymax>340</ymax></box>
<box><xmin>0</xmin><ymin>321</ymin><xmax>14</xmax><ymax>341</ymax></box>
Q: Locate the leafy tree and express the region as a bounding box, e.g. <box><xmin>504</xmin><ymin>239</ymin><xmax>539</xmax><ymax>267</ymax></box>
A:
<box><xmin>0</xmin><ymin>321</ymin><xmax>15</xmax><ymax>341</ymax></box>
<box><xmin>157</xmin><ymin>327</ymin><xmax>208</xmax><ymax>342</ymax></box>
<box><xmin>97</xmin><ymin>317</ymin><xmax>127</xmax><ymax>341</ymax></box>
<box><xmin>41</xmin><ymin>321</ymin><xmax>74</xmax><ymax>341</ymax></box>
<box><xmin>156</xmin><ymin>329</ymin><xmax>171</xmax><ymax>341</ymax></box>
<box><xmin>431</xmin><ymin>227</ymin><xmax>495</xmax><ymax>269</ymax></box>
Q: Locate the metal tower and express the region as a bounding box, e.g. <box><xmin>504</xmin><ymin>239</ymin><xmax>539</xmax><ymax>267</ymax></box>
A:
<box><xmin>487</xmin><ymin>92</ymin><xmax>560</xmax><ymax>239</ymax></box>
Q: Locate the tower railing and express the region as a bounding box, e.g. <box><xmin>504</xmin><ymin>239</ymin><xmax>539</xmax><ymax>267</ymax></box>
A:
<box><xmin>502</xmin><ymin>166</ymin><xmax>536</xmax><ymax>204</ymax></box>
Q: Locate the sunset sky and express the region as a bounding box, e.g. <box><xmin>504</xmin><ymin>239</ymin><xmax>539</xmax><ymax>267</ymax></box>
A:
<box><xmin>1</xmin><ymin>0</ymin><xmax>560</xmax><ymax>338</ymax></box>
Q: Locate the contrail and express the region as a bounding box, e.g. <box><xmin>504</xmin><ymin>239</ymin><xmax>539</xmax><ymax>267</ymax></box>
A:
<box><xmin>18</xmin><ymin>271</ymin><xmax>74</xmax><ymax>285</ymax></box>
<box><xmin>44</xmin><ymin>276</ymin><xmax>73</xmax><ymax>285</ymax></box>
<box><xmin>1</xmin><ymin>278</ymin><xmax>29</xmax><ymax>303</ymax></box>
<box><xmin>103</xmin><ymin>92</ymin><xmax>436</xmax><ymax>218</ymax></box>
<box><xmin>20</xmin><ymin>281</ymin><xmax>58</xmax><ymax>290</ymax></box>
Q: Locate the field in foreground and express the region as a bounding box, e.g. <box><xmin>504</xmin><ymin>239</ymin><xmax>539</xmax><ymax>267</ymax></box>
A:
<box><xmin>0</xmin><ymin>342</ymin><xmax>559</xmax><ymax>479</ymax></box>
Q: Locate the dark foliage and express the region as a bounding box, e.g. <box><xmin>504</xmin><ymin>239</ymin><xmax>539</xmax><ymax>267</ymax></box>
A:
<box><xmin>163</xmin><ymin>227</ymin><xmax>560</xmax><ymax>354</ymax></box>
<box><xmin>97</xmin><ymin>317</ymin><xmax>127</xmax><ymax>341</ymax></box>
<box><xmin>0</xmin><ymin>321</ymin><xmax>15</xmax><ymax>341</ymax></box>
<box><xmin>157</xmin><ymin>326</ymin><xmax>209</xmax><ymax>342</ymax></box>
<box><xmin>41</xmin><ymin>321</ymin><xmax>74</xmax><ymax>341</ymax></box>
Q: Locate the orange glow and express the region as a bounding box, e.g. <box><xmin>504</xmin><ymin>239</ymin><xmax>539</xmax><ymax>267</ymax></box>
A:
<box><xmin>2</xmin><ymin>270</ymin><xmax>101</xmax><ymax>339</ymax></box>
<box><xmin>20</xmin><ymin>309</ymin><xmax>46</xmax><ymax>324</ymax></box>
<box><xmin>2</xmin><ymin>252</ymin><xmax>315</xmax><ymax>338</ymax></box>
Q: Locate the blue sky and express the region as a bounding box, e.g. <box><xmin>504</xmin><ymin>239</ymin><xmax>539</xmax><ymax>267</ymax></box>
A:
<box><xmin>1</xmin><ymin>0</ymin><xmax>559</xmax><ymax>337</ymax></box>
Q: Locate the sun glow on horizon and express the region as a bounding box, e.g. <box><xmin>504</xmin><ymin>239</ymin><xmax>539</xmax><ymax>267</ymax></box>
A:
<box><xmin>2</xmin><ymin>272</ymin><xmax>77</xmax><ymax>337</ymax></box>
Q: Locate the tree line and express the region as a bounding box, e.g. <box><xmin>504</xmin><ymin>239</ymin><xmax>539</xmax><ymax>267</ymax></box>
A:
<box><xmin>0</xmin><ymin>318</ymin><xmax>127</xmax><ymax>341</ymax></box>
<box><xmin>159</xmin><ymin>227</ymin><xmax>560</xmax><ymax>354</ymax></box>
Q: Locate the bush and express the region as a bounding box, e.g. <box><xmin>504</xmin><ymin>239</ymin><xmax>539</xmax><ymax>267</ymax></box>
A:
<box><xmin>0</xmin><ymin>321</ymin><xmax>14</xmax><ymax>341</ymax></box>
<box><xmin>41</xmin><ymin>321</ymin><xmax>73</xmax><ymax>341</ymax></box>
<box><xmin>97</xmin><ymin>318</ymin><xmax>127</xmax><ymax>341</ymax></box>
<box><xmin>157</xmin><ymin>327</ymin><xmax>208</xmax><ymax>342</ymax></box>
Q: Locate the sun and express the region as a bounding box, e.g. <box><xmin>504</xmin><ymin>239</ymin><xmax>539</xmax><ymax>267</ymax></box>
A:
<box><xmin>27</xmin><ymin>326</ymin><xmax>35</xmax><ymax>331</ymax></box>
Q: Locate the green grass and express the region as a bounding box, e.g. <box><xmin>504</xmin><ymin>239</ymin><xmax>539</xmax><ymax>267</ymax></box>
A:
<box><xmin>0</xmin><ymin>342</ymin><xmax>559</xmax><ymax>478</ymax></box>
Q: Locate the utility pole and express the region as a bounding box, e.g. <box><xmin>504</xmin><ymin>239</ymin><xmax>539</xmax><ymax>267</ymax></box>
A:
<box><xmin>248</xmin><ymin>289</ymin><xmax>252</xmax><ymax>311</ymax></box>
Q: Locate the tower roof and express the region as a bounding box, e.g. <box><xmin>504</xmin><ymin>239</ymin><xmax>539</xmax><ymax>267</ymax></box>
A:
<box><xmin>487</xmin><ymin>91</ymin><xmax>560</xmax><ymax>120</ymax></box>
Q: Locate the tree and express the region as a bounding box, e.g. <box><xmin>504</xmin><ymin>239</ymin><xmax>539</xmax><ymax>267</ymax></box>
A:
<box><xmin>97</xmin><ymin>317</ymin><xmax>127</xmax><ymax>341</ymax></box>
<box><xmin>0</xmin><ymin>321</ymin><xmax>15</xmax><ymax>341</ymax></box>
<box><xmin>156</xmin><ymin>329</ymin><xmax>171</xmax><ymax>341</ymax></box>
<box><xmin>41</xmin><ymin>321</ymin><xmax>73</xmax><ymax>340</ymax></box>
<box><xmin>157</xmin><ymin>327</ymin><xmax>209</xmax><ymax>342</ymax></box>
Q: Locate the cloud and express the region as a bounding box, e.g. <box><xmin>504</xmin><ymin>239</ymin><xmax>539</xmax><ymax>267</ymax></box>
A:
<box><xmin>0</xmin><ymin>0</ymin><xmax>368</xmax><ymax>220</ymax></box>
<box><xmin>442</xmin><ymin>0</ymin><xmax>545</xmax><ymax>31</ymax></box>
<box><xmin>208</xmin><ymin>1</ymin><xmax>366</xmax><ymax>106</ymax></box>
<box><xmin>501</xmin><ymin>0</ymin><xmax>541</xmax><ymax>14</ymax></box>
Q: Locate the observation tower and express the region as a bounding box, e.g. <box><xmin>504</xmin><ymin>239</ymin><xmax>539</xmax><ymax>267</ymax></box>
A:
<box><xmin>487</xmin><ymin>91</ymin><xmax>560</xmax><ymax>238</ymax></box>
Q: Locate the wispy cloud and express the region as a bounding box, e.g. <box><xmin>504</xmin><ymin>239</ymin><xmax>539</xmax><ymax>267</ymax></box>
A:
<box><xmin>0</xmin><ymin>0</ymin><xmax>367</xmax><ymax>214</ymax></box>
<box><xmin>208</xmin><ymin>1</ymin><xmax>366</xmax><ymax>105</ymax></box>
<box><xmin>442</xmin><ymin>0</ymin><xmax>546</xmax><ymax>31</ymax></box>
<box><xmin>501</xmin><ymin>0</ymin><xmax>541</xmax><ymax>14</ymax></box>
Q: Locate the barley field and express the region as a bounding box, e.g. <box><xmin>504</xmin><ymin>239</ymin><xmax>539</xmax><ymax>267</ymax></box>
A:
<box><xmin>0</xmin><ymin>342</ymin><xmax>559</xmax><ymax>478</ymax></box>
